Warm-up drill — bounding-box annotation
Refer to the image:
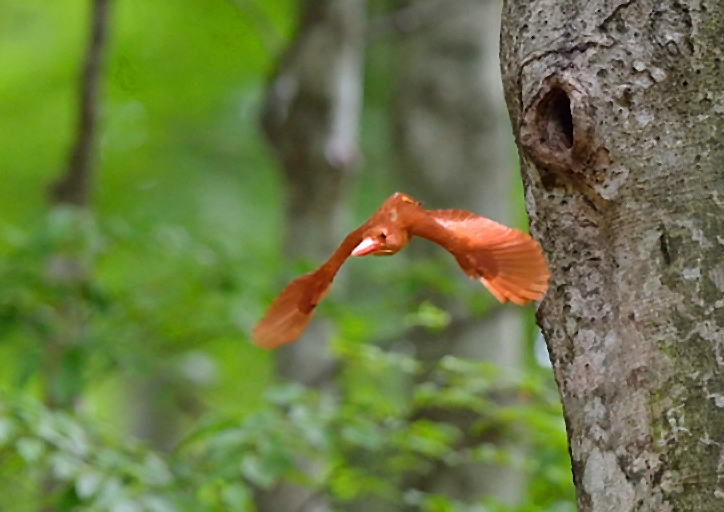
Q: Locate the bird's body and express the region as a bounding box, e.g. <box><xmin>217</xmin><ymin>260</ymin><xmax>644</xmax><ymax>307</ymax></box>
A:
<box><xmin>253</xmin><ymin>193</ymin><xmax>549</xmax><ymax>349</ymax></box>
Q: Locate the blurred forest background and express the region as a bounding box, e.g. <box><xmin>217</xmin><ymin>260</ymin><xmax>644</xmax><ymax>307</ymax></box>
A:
<box><xmin>0</xmin><ymin>0</ymin><xmax>574</xmax><ymax>511</ymax></box>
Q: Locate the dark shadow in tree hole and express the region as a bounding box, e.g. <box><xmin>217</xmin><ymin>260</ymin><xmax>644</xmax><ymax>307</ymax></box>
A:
<box><xmin>659</xmin><ymin>225</ymin><xmax>671</xmax><ymax>265</ymax></box>
<box><xmin>537</xmin><ymin>88</ymin><xmax>574</xmax><ymax>152</ymax></box>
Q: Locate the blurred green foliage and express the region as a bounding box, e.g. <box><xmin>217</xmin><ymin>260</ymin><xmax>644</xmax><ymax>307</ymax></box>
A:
<box><xmin>0</xmin><ymin>340</ymin><xmax>573</xmax><ymax>511</ymax></box>
<box><xmin>0</xmin><ymin>0</ymin><xmax>574</xmax><ymax>510</ymax></box>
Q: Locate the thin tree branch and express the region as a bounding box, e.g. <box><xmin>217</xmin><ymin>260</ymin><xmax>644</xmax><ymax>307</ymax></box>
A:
<box><xmin>50</xmin><ymin>0</ymin><xmax>112</xmax><ymax>207</ymax></box>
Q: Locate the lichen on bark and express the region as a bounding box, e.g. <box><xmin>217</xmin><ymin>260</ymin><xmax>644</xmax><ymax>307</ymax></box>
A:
<box><xmin>499</xmin><ymin>0</ymin><xmax>724</xmax><ymax>510</ymax></box>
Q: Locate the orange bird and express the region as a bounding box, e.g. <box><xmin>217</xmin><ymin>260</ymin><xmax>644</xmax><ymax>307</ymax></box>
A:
<box><xmin>253</xmin><ymin>193</ymin><xmax>549</xmax><ymax>349</ymax></box>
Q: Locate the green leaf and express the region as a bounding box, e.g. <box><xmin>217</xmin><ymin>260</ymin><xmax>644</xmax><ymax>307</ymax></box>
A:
<box><xmin>140</xmin><ymin>453</ymin><xmax>172</xmax><ymax>486</ymax></box>
<box><xmin>264</xmin><ymin>383</ymin><xmax>309</xmax><ymax>406</ymax></box>
<box><xmin>76</xmin><ymin>470</ymin><xmax>104</xmax><ymax>499</ymax></box>
<box><xmin>423</xmin><ymin>494</ymin><xmax>456</xmax><ymax>512</ymax></box>
<box><xmin>16</xmin><ymin>437</ymin><xmax>44</xmax><ymax>463</ymax></box>
<box><xmin>0</xmin><ymin>417</ymin><xmax>16</xmax><ymax>444</ymax></box>
<box><xmin>49</xmin><ymin>451</ymin><xmax>80</xmax><ymax>479</ymax></box>
<box><xmin>141</xmin><ymin>495</ymin><xmax>178</xmax><ymax>512</ymax></box>
<box><xmin>240</xmin><ymin>455</ymin><xmax>275</xmax><ymax>488</ymax></box>
<box><xmin>403</xmin><ymin>301</ymin><xmax>451</xmax><ymax>331</ymax></box>
<box><xmin>396</xmin><ymin>420</ymin><xmax>459</xmax><ymax>458</ymax></box>
<box><xmin>110</xmin><ymin>499</ymin><xmax>142</xmax><ymax>512</ymax></box>
<box><xmin>221</xmin><ymin>484</ymin><xmax>253</xmax><ymax>511</ymax></box>
<box><xmin>341</xmin><ymin>421</ymin><xmax>383</xmax><ymax>450</ymax></box>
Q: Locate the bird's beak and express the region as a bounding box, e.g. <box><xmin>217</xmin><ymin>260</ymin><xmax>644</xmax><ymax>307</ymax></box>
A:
<box><xmin>352</xmin><ymin>237</ymin><xmax>381</xmax><ymax>257</ymax></box>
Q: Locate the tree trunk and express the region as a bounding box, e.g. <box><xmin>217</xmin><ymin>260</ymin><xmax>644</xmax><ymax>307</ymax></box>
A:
<box><xmin>392</xmin><ymin>0</ymin><xmax>525</xmax><ymax>506</ymax></box>
<box><xmin>49</xmin><ymin>0</ymin><xmax>187</xmax><ymax>462</ymax></box>
<box><xmin>500</xmin><ymin>1</ymin><xmax>724</xmax><ymax>510</ymax></box>
<box><xmin>257</xmin><ymin>0</ymin><xmax>366</xmax><ymax>510</ymax></box>
<box><xmin>51</xmin><ymin>0</ymin><xmax>111</xmax><ymax>207</ymax></box>
<box><xmin>260</xmin><ymin>0</ymin><xmax>365</xmax><ymax>390</ymax></box>
<box><xmin>42</xmin><ymin>1</ymin><xmax>112</xmax><ymax>509</ymax></box>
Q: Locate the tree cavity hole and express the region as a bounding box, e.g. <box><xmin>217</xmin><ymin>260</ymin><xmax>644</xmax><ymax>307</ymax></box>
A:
<box><xmin>537</xmin><ymin>87</ymin><xmax>574</xmax><ymax>151</ymax></box>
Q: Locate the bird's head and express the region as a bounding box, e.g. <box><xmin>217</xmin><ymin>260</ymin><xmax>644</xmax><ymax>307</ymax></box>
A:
<box><xmin>352</xmin><ymin>225</ymin><xmax>409</xmax><ymax>257</ymax></box>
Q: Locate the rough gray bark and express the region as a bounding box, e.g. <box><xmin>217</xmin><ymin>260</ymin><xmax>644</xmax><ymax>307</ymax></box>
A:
<box><xmin>257</xmin><ymin>0</ymin><xmax>366</xmax><ymax>510</ymax></box>
<box><xmin>392</xmin><ymin>0</ymin><xmax>525</xmax><ymax>506</ymax></box>
<box><xmin>500</xmin><ymin>1</ymin><xmax>724</xmax><ymax>510</ymax></box>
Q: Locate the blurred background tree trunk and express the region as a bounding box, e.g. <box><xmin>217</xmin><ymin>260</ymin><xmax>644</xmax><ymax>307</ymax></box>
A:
<box><xmin>260</xmin><ymin>0</ymin><xmax>365</xmax><ymax>390</ymax></box>
<box><xmin>257</xmin><ymin>0</ymin><xmax>366</xmax><ymax>510</ymax></box>
<box><xmin>42</xmin><ymin>0</ymin><xmax>112</xmax><ymax>509</ymax></box>
<box><xmin>46</xmin><ymin>0</ymin><xmax>110</xmax><ymax>407</ymax></box>
<box><xmin>50</xmin><ymin>0</ymin><xmax>187</xmax><ymax>460</ymax></box>
<box><xmin>501</xmin><ymin>0</ymin><xmax>724</xmax><ymax>510</ymax></box>
<box><xmin>390</xmin><ymin>0</ymin><xmax>526</xmax><ymax>506</ymax></box>
<box><xmin>50</xmin><ymin>0</ymin><xmax>110</xmax><ymax>208</ymax></box>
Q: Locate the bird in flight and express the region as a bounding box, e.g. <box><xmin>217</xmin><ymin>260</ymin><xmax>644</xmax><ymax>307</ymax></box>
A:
<box><xmin>253</xmin><ymin>192</ymin><xmax>549</xmax><ymax>349</ymax></box>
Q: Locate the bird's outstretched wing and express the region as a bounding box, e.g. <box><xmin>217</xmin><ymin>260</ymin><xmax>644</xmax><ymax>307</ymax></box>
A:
<box><xmin>253</xmin><ymin>195</ymin><xmax>550</xmax><ymax>350</ymax></box>
<box><xmin>415</xmin><ymin>209</ymin><xmax>549</xmax><ymax>305</ymax></box>
<box><xmin>252</xmin><ymin>229</ymin><xmax>364</xmax><ymax>349</ymax></box>
<box><xmin>252</xmin><ymin>270</ymin><xmax>331</xmax><ymax>349</ymax></box>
